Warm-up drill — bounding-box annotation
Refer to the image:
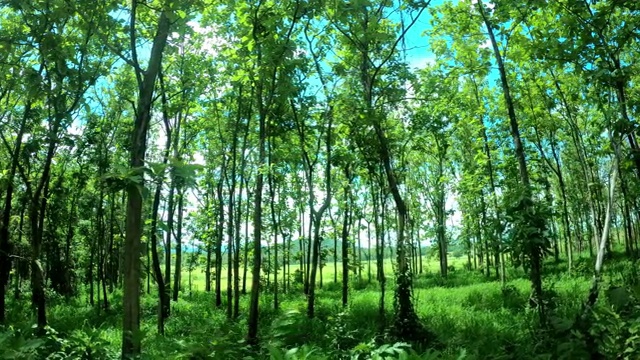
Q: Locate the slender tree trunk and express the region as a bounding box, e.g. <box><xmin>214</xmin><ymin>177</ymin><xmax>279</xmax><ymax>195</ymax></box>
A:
<box><xmin>233</xmin><ymin>186</ymin><xmax>242</xmax><ymax>316</ymax></box>
<box><xmin>479</xmin><ymin>2</ymin><xmax>542</xmax><ymax>321</ymax></box>
<box><xmin>305</xmin><ymin>206</ymin><xmax>312</xmax><ymax>295</ymax></box>
<box><xmin>30</xmin><ymin>200</ymin><xmax>47</xmax><ymax>331</ymax></box>
<box><xmin>203</xmin><ymin>185</ymin><xmax>212</xmax><ymax>294</ymax></box>
<box><xmin>299</xmin><ymin>208</ymin><xmax>305</xmax><ymax>289</ymax></box>
<box><xmin>307</xmin><ymin>216</ymin><xmax>322</xmax><ymax>317</ymax></box>
<box><xmin>227</xmin><ymin>183</ymin><xmax>234</xmax><ymax>318</ymax></box>
<box><xmin>63</xmin><ymin>188</ymin><xmax>80</xmax><ymax>298</ymax></box>
<box><xmin>437</xmin><ymin>190</ymin><xmax>448</xmax><ymax>278</ymax></box>
<box><xmin>480</xmin><ymin>193</ymin><xmax>491</xmax><ymax>278</ymax></box>
<box><xmin>341</xmin><ymin>169</ymin><xmax>352</xmax><ymax>307</ymax></box>
<box><xmin>302</xmin><ymin>119</ymin><xmax>332</xmax><ymax>318</ymax></box>
<box><xmin>108</xmin><ymin>192</ymin><xmax>116</xmax><ymax>293</ymax></box>
<box><xmin>89</xmin><ymin>241</ymin><xmax>95</xmax><ymax>306</ymax></box>
<box><xmin>149</xmin><ymin>162</ymin><xmax>169</xmax><ymax>333</ymax></box>
<box><xmin>29</xmin><ymin>114</ymin><xmax>60</xmax><ymax>332</ymax></box>
<box><xmin>357</xmin><ymin>216</ymin><xmax>362</xmax><ymax>280</ymax></box>
<box><xmin>205</xmin><ymin>229</ymin><xmax>212</xmax><ymax>293</ymax></box>
<box><xmin>164</xmin><ymin>180</ymin><xmax>175</xmax><ymax>301</ymax></box>
<box><xmin>268</xmin><ymin>145</ymin><xmax>280</xmax><ymax>310</ymax></box>
<box><xmin>242</xmin><ymin>188</ymin><xmax>250</xmax><ymax>295</ymax></box>
<box><xmin>97</xmin><ymin>186</ymin><xmax>110</xmax><ymax>311</ymax></box>
<box><xmin>13</xmin><ymin>206</ymin><xmax>24</xmax><ymax>300</ymax></box>
<box><xmin>234</xmin><ymin>123</ymin><xmax>250</xmax><ymax>317</ymax></box>
<box><xmin>367</xmin><ymin>220</ymin><xmax>372</xmax><ymax>282</ymax></box>
<box><xmin>172</xmin><ymin>190</ymin><xmax>184</xmax><ymax>301</ymax></box>
<box><xmin>122</xmin><ymin>7</ymin><xmax>171</xmax><ymax>356</ymax></box>
<box><xmin>146</xmin><ymin>243</ymin><xmax>150</xmax><ymax>295</ymax></box>
<box><xmin>331</xmin><ymin>213</ymin><xmax>338</xmax><ymax>284</ymax></box>
<box><xmin>417</xmin><ymin>227</ymin><xmax>423</xmax><ymax>274</ymax></box>
<box><xmin>580</xmin><ymin>156</ymin><xmax>618</xmax><ymax>357</ymax></box>
<box><xmin>0</xmin><ymin>103</ymin><xmax>30</xmax><ymax>323</ymax></box>
<box><xmin>371</xmin><ymin>179</ymin><xmax>386</xmax><ymax>324</ymax></box>
<box><xmin>286</xmin><ymin>231</ymin><xmax>291</xmax><ymax>293</ymax></box>
<box><xmin>215</xmin><ymin>180</ymin><xmax>224</xmax><ymax>307</ymax></box>
<box><xmin>247</xmin><ymin>109</ymin><xmax>265</xmax><ymax>346</ymax></box>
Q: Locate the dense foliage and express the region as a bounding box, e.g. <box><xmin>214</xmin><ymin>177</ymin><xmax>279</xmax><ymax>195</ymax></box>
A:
<box><xmin>1</xmin><ymin>0</ymin><xmax>640</xmax><ymax>358</ymax></box>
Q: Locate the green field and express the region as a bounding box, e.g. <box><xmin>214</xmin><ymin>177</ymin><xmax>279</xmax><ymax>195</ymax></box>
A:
<box><xmin>177</xmin><ymin>255</ymin><xmax>470</xmax><ymax>293</ymax></box>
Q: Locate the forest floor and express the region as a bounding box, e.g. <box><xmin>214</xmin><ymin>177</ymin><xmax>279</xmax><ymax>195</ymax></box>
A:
<box><xmin>2</xmin><ymin>252</ymin><xmax>639</xmax><ymax>359</ymax></box>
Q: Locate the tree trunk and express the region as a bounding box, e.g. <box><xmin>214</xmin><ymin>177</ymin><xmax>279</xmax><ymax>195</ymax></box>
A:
<box><xmin>372</xmin><ymin>183</ymin><xmax>386</xmax><ymax>324</ymax></box>
<box><xmin>341</xmin><ymin>169</ymin><xmax>352</xmax><ymax>307</ymax></box>
<box><xmin>301</xmin><ymin>115</ymin><xmax>332</xmax><ymax>318</ymax></box>
<box><xmin>28</xmin><ymin>111</ymin><xmax>60</xmax><ymax>332</ymax></box>
<box><xmin>172</xmin><ymin>189</ymin><xmax>184</xmax><ymax>301</ymax></box>
<box><xmin>215</xmin><ymin>180</ymin><xmax>224</xmax><ymax>307</ymax></box>
<box><xmin>307</xmin><ymin>216</ymin><xmax>322</xmax><ymax>317</ymax></box>
<box><xmin>164</xmin><ymin>180</ymin><xmax>175</xmax><ymax>301</ymax></box>
<box><xmin>0</xmin><ymin>103</ymin><xmax>30</xmax><ymax>323</ymax></box>
<box><xmin>30</xmin><ymin>200</ymin><xmax>47</xmax><ymax>331</ymax></box>
<box><xmin>242</xmin><ymin>189</ymin><xmax>250</xmax><ymax>295</ymax></box>
<box><xmin>247</xmin><ymin>109</ymin><xmax>265</xmax><ymax>346</ymax></box>
<box><xmin>234</xmin><ymin>119</ymin><xmax>250</xmax><ymax>317</ymax></box>
<box><xmin>268</xmin><ymin>144</ymin><xmax>280</xmax><ymax>310</ymax></box>
<box><xmin>478</xmin><ymin>1</ymin><xmax>542</xmax><ymax>321</ymax></box>
<box><xmin>149</xmin><ymin>162</ymin><xmax>169</xmax><ymax>333</ymax></box>
<box><xmin>331</xmin><ymin>213</ymin><xmax>338</xmax><ymax>284</ymax></box>
<box><xmin>122</xmin><ymin>6</ymin><xmax>171</xmax><ymax>356</ymax></box>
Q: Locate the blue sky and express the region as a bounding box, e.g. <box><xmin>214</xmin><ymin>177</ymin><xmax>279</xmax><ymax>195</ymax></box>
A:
<box><xmin>403</xmin><ymin>0</ymin><xmax>448</xmax><ymax>70</ymax></box>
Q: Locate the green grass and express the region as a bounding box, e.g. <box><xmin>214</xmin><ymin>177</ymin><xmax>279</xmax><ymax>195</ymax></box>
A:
<box><xmin>179</xmin><ymin>255</ymin><xmax>471</xmax><ymax>294</ymax></box>
<box><xmin>4</xmin><ymin>252</ymin><xmax>639</xmax><ymax>359</ymax></box>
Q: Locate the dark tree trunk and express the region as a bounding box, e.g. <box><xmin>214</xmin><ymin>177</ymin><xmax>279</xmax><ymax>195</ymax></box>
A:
<box><xmin>268</xmin><ymin>139</ymin><xmax>280</xmax><ymax>310</ymax></box>
<box><xmin>215</xmin><ymin>179</ymin><xmax>224</xmax><ymax>307</ymax></box>
<box><xmin>341</xmin><ymin>164</ymin><xmax>353</xmax><ymax>307</ymax></box>
<box><xmin>242</xmin><ymin>189</ymin><xmax>251</xmax><ymax>295</ymax></box>
<box><xmin>164</xmin><ymin>180</ymin><xmax>175</xmax><ymax>300</ymax></box>
<box><xmin>172</xmin><ymin>189</ymin><xmax>184</xmax><ymax>301</ymax></box>
<box><xmin>247</xmin><ymin>106</ymin><xmax>265</xmax><ymax>346</ymax></box>
<box><xmin>0</xmin><ymin>103</ymin><xmax>30</xmax><ymax>323</ymax></box>
<box><xmin>28</xmin><ymin>112</ymin><xmax>60</xmax><ymax>332</ymax></box>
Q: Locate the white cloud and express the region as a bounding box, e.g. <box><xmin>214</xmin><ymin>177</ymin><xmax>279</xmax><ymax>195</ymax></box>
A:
<box><xmin>407</xmin><ymin>55</ymin><xmax>435</xmax><ymax>70</ymax></box>
<box><xmin>479</xmin><ymin>39</ymin><xmax>491</xmax><ymax>49</ymax></box>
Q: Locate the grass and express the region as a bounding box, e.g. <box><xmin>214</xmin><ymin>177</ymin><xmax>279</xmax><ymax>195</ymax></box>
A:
<box><xmin>3</xmin><ymin>251</ymin><xmax>637</xmax><ymax>359</ymax></box>
<box><xmin>178</xmin><ymin>255</ymin><xmax>472</xmax><ymax>294</ymax></box>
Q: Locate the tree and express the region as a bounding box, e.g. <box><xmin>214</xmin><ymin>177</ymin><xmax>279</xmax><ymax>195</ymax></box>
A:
<box><xmin>118</xmin><ymin>1</ymin><xmax>173</xmax><ymax>355</ymax></box>
<box><xmin>328</xmin><ymin>0</ymin><xmax>428</xmax><ymax>339</ymax></box>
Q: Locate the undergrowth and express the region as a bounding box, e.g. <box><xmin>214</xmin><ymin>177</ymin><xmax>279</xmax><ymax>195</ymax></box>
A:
<box><xmin>2</xmin><ymin>255</ymin><xmax>639</xmax><ymax>359</ymax></box>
